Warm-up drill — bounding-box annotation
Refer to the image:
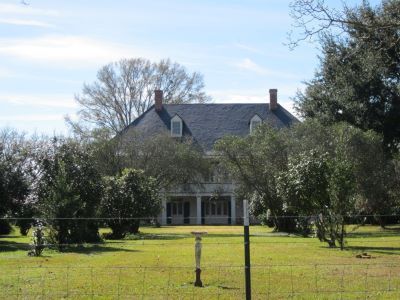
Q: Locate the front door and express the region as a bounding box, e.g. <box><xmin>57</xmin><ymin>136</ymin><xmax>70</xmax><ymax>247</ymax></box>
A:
<box><xmin>183</xmin><ymin>202</ymin><xmax>190</xmax><ymax>224</ymax></box>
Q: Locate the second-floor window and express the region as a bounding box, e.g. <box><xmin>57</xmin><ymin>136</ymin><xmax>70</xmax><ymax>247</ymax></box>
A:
<box><xmin>250</xmin><ymin>114</ymin><xmax>262</xmax><ymax>133</ymax></box>
<box><xmin>171</xmin><ymin>115</ymin><xmax>183</xmax><ymax>137</ymax></box>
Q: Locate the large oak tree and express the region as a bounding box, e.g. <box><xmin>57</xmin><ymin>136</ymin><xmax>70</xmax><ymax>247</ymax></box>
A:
<box><xmin>291</xmin><ymin>0</ymin><xmax>400</xmax><ymax>153</ymax></box>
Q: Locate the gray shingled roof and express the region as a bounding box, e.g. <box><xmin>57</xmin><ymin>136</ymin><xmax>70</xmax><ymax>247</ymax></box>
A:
<box><xmin>124</xmin><ymin>103</ymin><xmax>298</xmax><ymax>151</ymax></box>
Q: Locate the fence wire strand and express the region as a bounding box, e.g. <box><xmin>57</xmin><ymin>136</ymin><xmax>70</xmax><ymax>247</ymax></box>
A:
<box><xmin>1</xmin><ymin>215</ymin><xmax>400</xmax><ymax>298</ymax></box>
<box><xmin>1</xmin><ymin>265</ymin><xmax>399</xmax><ymax>299</ymax></box>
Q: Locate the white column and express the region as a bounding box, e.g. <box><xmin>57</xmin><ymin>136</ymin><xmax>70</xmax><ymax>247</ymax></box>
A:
<box><xmin>161</xmin><ymin>197</ymin><xmax>167</xmax><ymax>225</ymax></box>
<box><xmin>230</xmin><ymin>195</ymin><xmax>236</xmax><ymax>225</ymax></box>
<box><xmin>196</xmin><ymin>196</ymin><xmax>202</xmax><ymax>225</ymax></box>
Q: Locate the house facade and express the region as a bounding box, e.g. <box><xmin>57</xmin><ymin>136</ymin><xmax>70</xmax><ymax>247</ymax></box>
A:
<box><xmin>122</xmin><ymin>89</ymin><xmax>298</xmax><ymax>225</ymax></box>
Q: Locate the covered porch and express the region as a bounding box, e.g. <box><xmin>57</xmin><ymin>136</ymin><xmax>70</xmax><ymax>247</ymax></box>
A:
<box><xmin>160</xmin><ymin>194</ymin><xmax>239</xmax><ymax>225</ymax></box>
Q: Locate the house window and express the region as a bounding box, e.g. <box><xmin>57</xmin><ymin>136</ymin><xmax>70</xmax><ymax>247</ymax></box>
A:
<box><xmin>205</xmin><ymin>201</ymin><xmax>228</xmax><ymax>216</ymax></box>
<box><xmin>250</xmin><ymin>115</ymin><xmax>262</xmax><ymax>133</ymax></box>
<box><xmin>171</xmin><ymin>115</ymin><xmax>183</xmax><ymax>137</ymax></box>
<box><xmin>171</xmin><ymin>202</ymin><xmax>183</xmax><ymax>216</ymax></box>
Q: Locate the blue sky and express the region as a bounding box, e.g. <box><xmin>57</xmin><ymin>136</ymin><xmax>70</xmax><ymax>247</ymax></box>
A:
<box><xmin>0</xmin><ymin>0</ymin><xmax>375</xmax><ymax>134</ymax></box>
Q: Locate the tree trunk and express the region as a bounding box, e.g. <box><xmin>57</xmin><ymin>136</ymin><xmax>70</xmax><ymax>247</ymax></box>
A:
<box><xmin>129</xmin><ymin>221</ymin><xmax>140</xmax><ymax>234</ymax></box>
<box><xmin>339</xmin><ymin>221</ymin><xmax>345</xmax><ymax>250</ymax></box>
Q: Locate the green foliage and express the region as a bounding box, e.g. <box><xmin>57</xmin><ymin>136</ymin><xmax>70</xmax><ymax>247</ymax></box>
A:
<box><xmin>93</xmin><ymin>132</ymin><xmax>211</xmax><ymax>189</ymax></box>
<box><xmin>28</xmin><ymin>223</ymin><xmax>46</xmax><ymax>257</ymax></box>
<box><xmin>101</xmin><ymin>169</ymin><xmax>161</xmax><ymax>239</ymax></box>
<box><xmin>294</xmin><ymin>1</ymin><xmax>400</xmax><ymax>153</ymax></box>
<box><xmin>280</xmin><ymin>121</ymin><xmax>396</xmax><ymax>247</ymax></box>
<box><xmin>278</xmin><ymin>150</ymin><xmax>330</xmax><ymax>236</ymax></box>
<box><xmin>0</xmin><ymin>219</ymin><xmax>12</xmax><ymax>235</ymax></box>
<box><xmin>0</xmin><ymin>129</ymin><xmax>31</xmax><ymax>235</ymax></box>
<box><xmin>216</xmin><ymin>120</ymin><xmax>399</xmax><ymax>246</ymax></box>
<box><xmin>215</xmin><ymin>125</ymin><xmax>291</xmax><ymax>231</ymax></box>
<box><xmin>279</xmin><ymin>150</ymin><xmax>330</xmax><ymax>215</ymax></box>
<box><xmin>36</xmin><ymin>139</ymin><xmax>103</xmax><ymax>249</ymax></box>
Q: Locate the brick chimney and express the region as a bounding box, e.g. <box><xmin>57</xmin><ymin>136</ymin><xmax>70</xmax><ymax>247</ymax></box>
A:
<box><xmin>269</xmin><ymin>89</ymin><xmax>278</xmax><ymax>111</ymax></box>
<box><xmin>154</xmin><ymin>90</ymin><xmax>163</xmax><ymax>112</ymax></box>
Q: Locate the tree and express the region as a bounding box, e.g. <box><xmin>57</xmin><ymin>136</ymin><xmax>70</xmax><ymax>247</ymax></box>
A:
<box><xmin>289</xmin><ymin>0</ymin><xmax>400</xmax><ymax>49</ymax></box>
<box><xmin>280</xmin><ymin>120</ymin><xmax>399</xmax><ymax>247</ymax></box>
<box><xmin>278</xmin><ymin>150</ymin><xmax>331</xmax><ymax>236</ymax></box>
<box><xmin>36</xmin><ymin>139</ymin><xmax>103</xmax><ymax>249</ymax></box>
<box><xmin>101</xmin><ymin>169</ymin><xmax>161</xmax><ymax>239</ymax></box>
<box><xmin>69</xmin><ymin>58</ymin><xmax>210</xmax><ymax>135</ymax></box>
<box><xmin>216</xmin><ymin>119</ymin><xmax>399</xmax><ymax>241</ymax></box>
<box><xmin>292</xmin><ymin>0</ymin><xmax>400</xmax><ymax>153</ymax></box>
<box><xmin>215</xmin><ymin>125</ymin><xmax>291</xmax><ymax>231</ymax></box>
<box><xmin>92</xmin><ymin>131</ymin><xmax>211</xmax><ymax>190</ymax></box>
<box><xmin>0</xmin><ymin>129</ymin><xmax>31</xmax><ymax>235</ymax></box>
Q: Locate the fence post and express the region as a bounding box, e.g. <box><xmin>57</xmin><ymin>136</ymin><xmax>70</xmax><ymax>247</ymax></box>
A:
<box><xmin>243</xmin><ymin>200</ymin><xmax>251</xmax><ymax>300</ymax></box>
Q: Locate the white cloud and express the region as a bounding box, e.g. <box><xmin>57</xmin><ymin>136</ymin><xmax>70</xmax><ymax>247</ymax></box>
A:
<box><xmin>0</xmin><ymin>114</ymin><xmax>64</xmax><ymax>122</ymax></box>
<box><xmin>0</xmin><ymin>3</ymin><xmax>59</xmax><ymax>16</ymax></box>
<box><xmin>0</xmin><ymin>93</ymin><xmax>77</xmax><ymax>109</ymax></box>
<box><xmin>234</xmin><ymin>58</ymin><xmax>304</xmax><ymax>80</ymax></box>
<box><xmin>234</xmin><ymin>43</ymin><xmax>263</xmax><ymax>54</ymax></box>
<box><xmin>0</xmin><ymin>67</ymin><xmax>14</xmax><ymax>78</ymax></box>
<box><xmin>0</xmin><ymin>35</ymin><xmax>152</xmax><ymax>67</ymax></box>
<box><xmin>236</xmin><ymin>58</ymin><xmax>269</xmax><ymax>75</ymax></box>
<box><xmin>0</xmin><ymin>17</ymin><xmax>53</xmax><ymax>27</ymax></box>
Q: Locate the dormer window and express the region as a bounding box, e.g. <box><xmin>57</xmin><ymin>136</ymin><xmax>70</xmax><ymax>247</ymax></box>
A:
<box><xmin>171</xmin><ymin>115</ymin><xmax>183</xmax><ymax>137</ymax></box>
<box><xmin>250</xmin><ymin>114</ymin><xmax>262</xmax><ymax>133</ymax></box>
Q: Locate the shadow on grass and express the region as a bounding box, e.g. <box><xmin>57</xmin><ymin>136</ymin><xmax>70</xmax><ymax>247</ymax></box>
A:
<box><xmin>347</xmin><ymin>245</ymin><xmax>400</xmax><ymax>256</ymax></box>
<box><xmin>347</xmin><ymin>227</ymin><xmax>400</xmax><ymax>239</ymax></box>
<box><xmin>0</xmin><ymin>240</ymin><xmax>30</xmax><ymax>252</ymax></box>
<box><xmin>218</xmin><ymin>285</ymin><xmax>240</xmax><ymax>290</ymax></box>
<box><xmin>202</xmin><ymin>233</ymin><xmax>243</xmax><ymax>239</ymax></box>
<box><xmin>120</xmin><ymin>233</ymin><xmax>189</xmax><ymax>241</ymax></box>
<box><xmin>0</xmin><ymin>240</ymin><xmax>140</xmax><ymax>255</ymax></box>
<box><xmin>59</xmin><ymin>244</ymin><xmax>140</xmax><ymax>254</ymax></box>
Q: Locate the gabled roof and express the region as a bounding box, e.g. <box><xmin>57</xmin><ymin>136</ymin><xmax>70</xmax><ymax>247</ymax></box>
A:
<box><xmin>124</xmin><ymin>103</ymin><xmax>299</xmax><ymax>151</ymax></box>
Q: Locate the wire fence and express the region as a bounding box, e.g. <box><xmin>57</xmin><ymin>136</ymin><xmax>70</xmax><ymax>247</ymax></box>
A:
<box><xmin>0</xmin><ymin>264</ymin><xmax>399</xmax><ymax>299</ymax></box>
<box><xmin>0</xmin><ymin>216</ymin><xmax>399</xmax><ymax>299</ymax></box>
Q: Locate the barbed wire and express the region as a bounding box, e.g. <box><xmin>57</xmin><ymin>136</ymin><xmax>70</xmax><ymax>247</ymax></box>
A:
<box><xmin>0</xmin><ymin>263</ymin><xmax>399</xmax><ymax>269</ymax></box>
<box><xmin>1</xmin><ymin>238</ymin><xmax>400</xmax><ymax>248</ymax></box>
<box><xmin>1</xmin><ymin>214</ymin><xmax>400</xmax><ymax>220</ymax></box>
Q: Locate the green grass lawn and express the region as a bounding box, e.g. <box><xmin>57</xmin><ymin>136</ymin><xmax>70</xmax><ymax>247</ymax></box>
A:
<box><xmin>1</xmin><ymin>225</ymin><xmax>400</xmax><ymax>299</ymax></box>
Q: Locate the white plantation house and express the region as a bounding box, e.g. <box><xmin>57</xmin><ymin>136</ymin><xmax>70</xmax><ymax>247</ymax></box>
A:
<box><xmin>122</xmin><ymin>89</ymin><xmax>298</xmax><ymax>225</ymax></box>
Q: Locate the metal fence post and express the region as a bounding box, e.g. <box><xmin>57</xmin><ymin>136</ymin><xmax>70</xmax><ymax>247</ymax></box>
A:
<box><xmin>243</xmin><ymin>200</ymin><xmax>251</xmax><ymax>300</ymax></box>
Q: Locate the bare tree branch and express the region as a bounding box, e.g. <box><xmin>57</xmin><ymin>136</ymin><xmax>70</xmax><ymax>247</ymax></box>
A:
<box><xmin>69</xmin><ymin>58</ymin><xmax>211</xmax><ymax>135</ymax></box>
<box><xmin>288</xmin><ymin>0</ymin><xmax>400</xmax><ymax>49</ymax></box>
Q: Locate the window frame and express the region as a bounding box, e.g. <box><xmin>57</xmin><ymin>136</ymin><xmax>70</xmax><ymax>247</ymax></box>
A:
<box><xmin>171</xmin><ymin>201</ymin><xmax>183</xmax><ymax>216</ymax></box>
<box><xmin>250</xmin><ymin>114</ymin><xmax>262</xmax><ymax>133</ymax></box>
<box><xmin>205</xmin><ymin>201</ymin><xmax>229</xmax><ymax>216</ymax></box>
<box><xmin>170</xmin><ymin>115</ymin><xmax>183</xmax><ymax>137</ymax></box>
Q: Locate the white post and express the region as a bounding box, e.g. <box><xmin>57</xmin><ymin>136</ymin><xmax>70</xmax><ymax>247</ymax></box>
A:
<box><xmin>230</xmin><ymin>195</ymin><xmax>236</xmax><ymax>225</ymax></box>
<box><xmin>243</xmin><ymin>200</ymin><xmax>249</xmax><ymax>226</ymax></box>
<box><xmin>161</xmin><ymin>197</ymin><xmax>167</xmax><ymax>225</ymax></box>
<box><xmin>196</xmin><ymin>196</ymin><xmax>202</xmax><ymax>225</ymax></box>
